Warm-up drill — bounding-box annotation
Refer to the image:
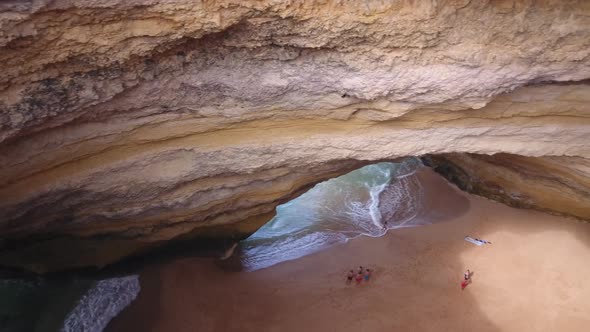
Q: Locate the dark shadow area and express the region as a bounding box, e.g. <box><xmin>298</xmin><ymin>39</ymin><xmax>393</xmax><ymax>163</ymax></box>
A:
<box><xmin>413</xmin><ymin>168</ymin><xmax>470</xmax><ymax>223</ymax></box>
<box><xmin>0</xmin><ymin>236</ymin><xmax>236</xmax><ymax>332</ymax></box>
<box><xmin>0</xmin><ymin>277</ymin><xmax>94</xmax><ymax>332</ymax></box>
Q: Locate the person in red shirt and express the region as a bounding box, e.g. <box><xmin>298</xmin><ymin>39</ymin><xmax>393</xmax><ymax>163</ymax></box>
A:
<box><xmin>355</xmin><ymin>271</ymin><xmax>363</xmax><ymax>285</ymax></box>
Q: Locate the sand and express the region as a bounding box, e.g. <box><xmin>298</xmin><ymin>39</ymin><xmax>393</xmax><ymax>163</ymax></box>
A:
<box><xmin>107</xmin><ymin>169</ymin><xmax>590</xmax><ymax>332</ymax></box>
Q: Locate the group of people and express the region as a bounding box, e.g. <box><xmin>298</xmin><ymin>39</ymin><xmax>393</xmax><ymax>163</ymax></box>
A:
<box><xmin>345</xmin><ymin>266</ymin><xmax>473</xmax><ymax>290</ymax></box>
<box><xmin>346</xmin><ymin>266</ymin><xmax>372</xmax><ymax>285</ymax></box>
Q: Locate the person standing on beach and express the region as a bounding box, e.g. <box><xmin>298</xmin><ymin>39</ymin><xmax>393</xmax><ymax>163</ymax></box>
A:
<box><xmin>355</xmin><ymin>271</ymin><xmax>364</xmax><ymax>285</ymax></box>
<box><xmin>346</xmin><ymin>270</ymin><xmax>354</xmax><ymax>285</ymax></box>
<box><xmin>461</xmin><ymin>269</ymin><xmax>472</xmax><ymax>290</ymax></box>
<box><xmin>364</xmin><ymin>268</ymin><xmax>372</xmax><ymax>282</ymax></box>
<box><xmin>461</xmin><ymin>279</ymin><xmax>469</xmax><ymax>290</ymax></box>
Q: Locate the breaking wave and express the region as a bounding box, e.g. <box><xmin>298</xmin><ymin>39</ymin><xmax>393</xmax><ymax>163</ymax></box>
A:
<box><xmin>60</xmin><ymin>275</ymin><xmax>140</xmax><ymax>332</ymax></box>
<box><xmin>238</xmin><ymin>158</ymin><xmax>425</xmax><ymax>271</ymax></box>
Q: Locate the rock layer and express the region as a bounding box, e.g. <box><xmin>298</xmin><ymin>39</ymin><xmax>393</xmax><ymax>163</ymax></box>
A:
<box><xmin>0</xmin><ymin>0</ymin><xmax>589</xmax><ymax>272</ymax></box>
<box><xmin>424</xmin><ymin>154</ymin><xmax>590</xmax><ymax>221</ymax></box>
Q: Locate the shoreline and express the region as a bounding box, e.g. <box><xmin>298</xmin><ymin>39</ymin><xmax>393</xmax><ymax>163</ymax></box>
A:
<box><xmin>107</xmin><ymin>169</ymin><xmax>590</xmax><ymax>332</ymax></box>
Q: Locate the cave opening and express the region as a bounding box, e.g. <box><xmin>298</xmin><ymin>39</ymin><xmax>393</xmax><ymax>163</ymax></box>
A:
<box><xmin>235</xmin><ymin>157</ymin><xmax>429</xmax><ymax>271</ymax></box>
<box><xmin>230</xmin><ymin>152</ymin><xmax>590</xmax><ymax>272</ymax></box>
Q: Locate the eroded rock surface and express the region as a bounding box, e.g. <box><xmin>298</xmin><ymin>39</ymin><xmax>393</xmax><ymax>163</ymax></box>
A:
<box><xmin>424</xmin><ymin>154</ymin><xmax>590</xmax><ymax>221</ymax></box>
<box><xmin>0</xmin><ymin>0</ymin><xmax>589</xmax><ymax>272</ymax></box>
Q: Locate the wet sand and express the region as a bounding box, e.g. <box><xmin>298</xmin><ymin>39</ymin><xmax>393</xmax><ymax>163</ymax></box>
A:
<box><xmin>107</xmin><ymin>169</ymin><xmax>590</xmax><ymax>332</ymax></box>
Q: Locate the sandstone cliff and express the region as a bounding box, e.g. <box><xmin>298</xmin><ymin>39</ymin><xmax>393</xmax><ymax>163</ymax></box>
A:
<box><xmin>425</xmin><ymin>154</ymin><xmax>590</xmax><ymax>221</ymax></box>
<box><xmin>0</xmin><ymin>0</ymin><xmax>589</xmax><ymax>272</ymax></box>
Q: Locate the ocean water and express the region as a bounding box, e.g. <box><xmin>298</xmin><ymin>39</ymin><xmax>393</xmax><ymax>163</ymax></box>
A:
<box><xmin>238</xmin><ymin>158</ymin><xmax>425</xmax><ymax>271</ymax></box>
<box><xmin>0</xmin><ymin>275</ymin><xmax>139</xmax><ymax>332</ymax></box>
<box><xmin>60</xmin><ymin>276</ymin><xmax>140</xmax><ymax>332</ymax></box>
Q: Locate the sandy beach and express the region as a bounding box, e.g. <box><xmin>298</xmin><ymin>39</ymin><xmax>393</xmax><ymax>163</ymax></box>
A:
<box><xmin>107</xmin><ymin>169</ymin><xmax>590</xmax><ymax>332</ymax></box>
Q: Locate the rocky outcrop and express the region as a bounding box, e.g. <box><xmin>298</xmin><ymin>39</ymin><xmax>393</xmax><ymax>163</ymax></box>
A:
<box><xmin>1</xmin><ymin>0</ymin><xmax>589</xmax><ymax>272</ymax></box>
<box><xmin>424</xmin><ymin>154</ymin><xmax>590</xmax><ymax>221</ymax></box>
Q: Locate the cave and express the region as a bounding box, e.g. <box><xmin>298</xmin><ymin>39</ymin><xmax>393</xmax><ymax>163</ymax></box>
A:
<box><xmin>1</xmin><ymin>1</ymin><xmax>589</xmax><ymax>331</ymax></box>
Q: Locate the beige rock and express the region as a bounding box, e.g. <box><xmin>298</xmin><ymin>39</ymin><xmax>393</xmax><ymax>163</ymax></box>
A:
<box><xmin>0</xmin><ymin>0</ymin><xmax>589</xmax><ymax>271</ymax></box>
<box><xmin>424</xmin><ymin>153</ymin><xmax>590</xmax><ymax>221</ymax></box>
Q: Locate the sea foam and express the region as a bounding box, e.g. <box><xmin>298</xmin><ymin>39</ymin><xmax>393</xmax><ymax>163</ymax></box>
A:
<box><xmin>60</xmin><ymin>275</ymin><xmax>140</xmax><ymax>332</ymax></box>
<box><xmin>238</xmin><ymin>158</ymin><xmax>424</xmax><ymax>271</ymax></box>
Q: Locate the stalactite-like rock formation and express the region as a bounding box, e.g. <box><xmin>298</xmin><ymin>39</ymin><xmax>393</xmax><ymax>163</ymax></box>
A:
<box><xmin>0</xmin><ymin>0</ymin><xmax>589</xmax><ymax>272</ymax></box>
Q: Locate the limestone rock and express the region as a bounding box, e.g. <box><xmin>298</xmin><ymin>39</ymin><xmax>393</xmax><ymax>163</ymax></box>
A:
<box><xmin>424</xmin><ymin>154</ymin><xmax>590</xmax><ymax>221</ymax></box>
<box><xmin>0</xmin><ymin>0</ymin><xmax>589</xmax><ymax>272</ymax></box>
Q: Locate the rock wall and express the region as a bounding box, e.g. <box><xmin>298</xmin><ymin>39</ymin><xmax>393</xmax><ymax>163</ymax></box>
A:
<box><xmin>424</xmin><ymin>154</ymin><xmax>590</xmax><ymax>221</ymax></box>
<box><xmin>0</xmin><ymin>0</ymin><xmax>589</xmax><ymax>272</ymax></box>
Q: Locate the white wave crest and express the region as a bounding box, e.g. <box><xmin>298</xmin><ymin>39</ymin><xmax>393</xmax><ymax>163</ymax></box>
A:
<box><xmin>60</xmin><ymin>275</ymin><xmax>140</xmax><ymax>332</ymax></box>
<box><xmin>239</xmin><ymin>158</ymin><xmax>425</xmax><ymax>271</ymax></box>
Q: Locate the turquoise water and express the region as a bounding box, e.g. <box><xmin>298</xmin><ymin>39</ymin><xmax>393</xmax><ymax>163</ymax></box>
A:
<box><xmin>238</xmin><ymin>158</ymin><xmax>425</xmax><ymax>270</ymax></box>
